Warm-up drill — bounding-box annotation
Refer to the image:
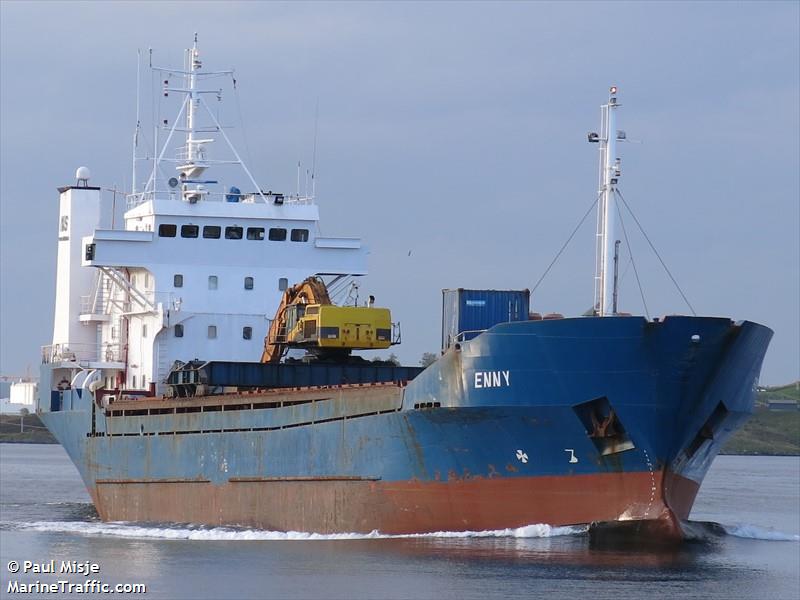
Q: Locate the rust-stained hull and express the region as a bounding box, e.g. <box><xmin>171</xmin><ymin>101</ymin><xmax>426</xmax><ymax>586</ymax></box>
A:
<box><xmin>88</xmin><ymin>470</ymin><xmax>698</xmax><ymax>536</ymax></box>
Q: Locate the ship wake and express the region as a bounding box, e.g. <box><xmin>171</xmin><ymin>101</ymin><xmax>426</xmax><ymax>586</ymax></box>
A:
<box><xmin>5</xmin><ymin>518</ymin><xmax>798</xmax><ymax>543</ymax></box>
<box><xmin>6</xmin><ymin>520</ymin><xmax>586</xmax><ymax>541</ymax></box>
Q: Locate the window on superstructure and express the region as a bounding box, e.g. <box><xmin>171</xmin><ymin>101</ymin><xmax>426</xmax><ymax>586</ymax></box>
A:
<box><xmin>278</xmin><ymin>278</ymin><xmax>288</xmax><ymax>291</ymax></box>
<box><xmin>291</xmin><ymin>228</ymin><xmax>309</xmax><ymax>242</ymax></box>
<box><xmin>132</xmin><ymin>375</ymin><xmax>137</xmax><ymax>388</ymax></box>
<box><xmin>203</xmin><ymin>226</ymin><xmax>221</xmax><ymax>239</ymax></box>
<box><xmin>142</xmin><ymin>375</ymin><xmax>147</xmax><ymax>389</ymax></box>
<box><xmin>144</xmin><ymin>273</ymin><xmax>150</xmax><ymax>289</ymax></box>
<box><xmin>244</xmin><ymin>276</ymin><xmax>254</xmax><ymax>290</ymax></box>
<box><xmin>243</xmin><ymin>326</ymin><xmax>252</xmax><ymax>340</ymax></box>
<box><xmin>181</xmin><ymin>224</ymin><xmax>199</xmax><ymax>238</ymax></box>
<box><xmin>174</xmin><ymin>324</ymin><xmax>184</xmax><ymax>337</ymax></box>
<box><xmin>142</xmin><ymin>324</ymin><xmax>148</xmax><ymax>338</ymax></box>
<box><xmin>208</xmin><ymin>325</ymin><xmax>217</xmax><ymax>339</ymax></box>
<box><xmin>225</xmin><ymin>226</ymin><xmax>243</xmax><ymax>240</ymax></box>
<box><xmin>247</xmin><ymin>227</ymin><xmax>265</xmax><ymax>240</ymax></box>
<box><xmin>268</xmin><ymin>228</ymin><xmax>287</xmax><ymax>241</ymax></box>
<box><xmin>158</xmin><ymin>224</ymin><xmax>177</xmax><ymax>237</ymax></box>
<box><xmin>174</xmin><ymin>274</ymin><xmax>183</xmax><ymax>288</ymax></box>
<box><xmin>208</xmin><ymin>275</ymin><xmax>218</xmax><ymax>290</ymax></box>
<box><xmin>111</xmin><ymin>326</ymin><xmax>118</xmax><ymax>340</ymax></box>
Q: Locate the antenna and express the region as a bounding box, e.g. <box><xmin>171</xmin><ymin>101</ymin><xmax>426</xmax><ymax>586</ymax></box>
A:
<box><xmin>311</xmin><ymin>99</ymin><xmax>319</xmax><ymax>198</ymax></box>
<box><xmin>132</xmin><ymin>49</ymin><xmax>141</xmax><ymax>195</ymax></box>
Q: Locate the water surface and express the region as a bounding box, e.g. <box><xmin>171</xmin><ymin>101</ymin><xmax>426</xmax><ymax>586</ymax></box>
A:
<box><xmin>1</xmin><ymin>444</ymin><xmax>797</xmax><ymax>599</ymax></box>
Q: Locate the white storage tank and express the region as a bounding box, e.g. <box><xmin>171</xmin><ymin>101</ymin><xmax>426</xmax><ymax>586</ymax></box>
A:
<box><xmin>9</xmin><ymin>381</ymin><xmax>37</xmax><ymax>407</ymax></box>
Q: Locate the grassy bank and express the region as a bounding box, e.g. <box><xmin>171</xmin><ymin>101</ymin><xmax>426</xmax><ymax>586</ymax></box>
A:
<box><xmin>0</xmin><ymin>414</ymin><xmax>57</xmax><ymax>444</ymax></box>
<box><xmin>721</xmin><ymin>383</ymin><xmax>800</xmax><ymax>456</ymax></box>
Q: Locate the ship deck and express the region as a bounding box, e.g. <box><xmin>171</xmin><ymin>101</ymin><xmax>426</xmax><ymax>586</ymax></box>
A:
<box><xmin>104</xmin><ymin>381</ymin><xmax>406</xmax><ymax>418</ymax></box>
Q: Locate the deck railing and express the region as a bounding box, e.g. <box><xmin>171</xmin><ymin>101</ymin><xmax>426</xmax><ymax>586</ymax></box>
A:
<box><xmin>126</xmin><ymin>190</ymin><xmax>314</xmax><ymax>210</ymax></box>
<box><xmin>41</xmin><ymin>343</ymin><xmax>124</xmax><ymax>365</ymax></box>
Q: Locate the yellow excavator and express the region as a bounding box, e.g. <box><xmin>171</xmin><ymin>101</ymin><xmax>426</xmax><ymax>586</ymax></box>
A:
<box><xmin>261</xmin><ymin>276</ymin><xmax>396</xmax><ymax>363</ymax></box>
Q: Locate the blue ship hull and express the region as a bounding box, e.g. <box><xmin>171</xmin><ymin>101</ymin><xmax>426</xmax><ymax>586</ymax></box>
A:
<box><xmin>39</xmin><ymin>316</ymin><xmax>772</xmax><ymax>537</ymax></box>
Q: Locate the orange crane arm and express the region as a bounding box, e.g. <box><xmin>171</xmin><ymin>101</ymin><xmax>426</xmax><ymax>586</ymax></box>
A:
<box><xmin>260</xmin><ymin>277</ymin><xmax>332</xmax><ymax>363</ymax></box>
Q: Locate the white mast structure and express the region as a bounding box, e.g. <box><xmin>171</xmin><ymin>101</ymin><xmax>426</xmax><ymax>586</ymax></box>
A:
<box><xmin>590</xmin><ymin>86</ymin><xmax>624</xmax><ymax>316</ymax></box>
<box><xmin>135</xmin><ymin>34</ymin><xmax>268</xmax><ymax>206</ymax></box>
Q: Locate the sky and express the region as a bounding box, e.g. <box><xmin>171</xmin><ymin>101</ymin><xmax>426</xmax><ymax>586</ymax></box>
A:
<box><xmin>1</xmin><ymin>1</ymin><xmax>798</xmax><ymax>385</ymax></box>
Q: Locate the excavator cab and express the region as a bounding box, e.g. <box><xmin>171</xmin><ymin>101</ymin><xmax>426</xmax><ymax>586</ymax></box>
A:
<box><xmin>286</xmin><ymin>304</ymin><xmax>393</xmax><ymax>350</ymax></box>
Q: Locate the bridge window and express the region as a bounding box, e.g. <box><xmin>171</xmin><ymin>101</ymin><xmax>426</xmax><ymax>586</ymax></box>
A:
<box><xmin>181</xmin><ymin>224</ymin><xmax>199</xmax><ymax>238</ymax></box>
<box><xmin>243</xmin><ymin>326</ymin><xmax>252</xmax><ymax>340</ymax></box>
<box><xmin>174</xmin><ymin>324</ymin><xmax>184</xmax><ymax>338</ymax></box>
<box><xmin>268</xmin><ymin>227</ymin><xmax>287</xmax><ymax>241</ymax></box>
<box><xmin>208</xmin><ymin>325</ymin><xmax>217</xmax><ymax>339</ymax></box>
<box><xmin>247</xmin><ymin>227</ymin><xmax>265</xmax><ymax>240</ymax></box>
<box><xmin>244</xmin><ymin>276</ymin><xmax>254</xmax><ymax>290</ymax></box>
<box><xmin>225</xmin><ymin>226</ymin><xmax>243</xmax><ymax>240</ymax></box>
<box><xmin>291</xmin><ymin>228</ymin><xmax>309</xmax><ymax>242</ymax></box>
<box><xmin>203</xmin><ymin>225</ymin><xmax>221</xmax><ymax>239</ymax></box>
<box><xmin>158</xmin><ymin>224</ymin><xmax>177</xmax><ymax>237</ymax></box>
<box><xmin>174</xmin><ymin>274</ymin><xmax>183</xmax><ymax>288</ymax></box>
<box><xmin>208</xmin><ymin>275</ymin><xmax>218</xmax><ymax>290</ymax></box>
<box><xmin>278</xmin><ymin>277</ymin><xmax>288</xmax><ymax>291</ymax></box>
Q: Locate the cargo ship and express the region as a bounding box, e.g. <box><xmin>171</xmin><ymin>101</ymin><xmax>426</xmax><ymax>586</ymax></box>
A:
<box><xmin>37</xmin><ymin>39</ymin><xmax>772</xmax><ymax>540</ymax></box>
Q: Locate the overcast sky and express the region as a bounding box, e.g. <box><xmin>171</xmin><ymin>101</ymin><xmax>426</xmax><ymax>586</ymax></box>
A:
<box><xmin>1</xmin><ymin>1</ymin><xmax>798</xmax><ymax>384</ymax></box>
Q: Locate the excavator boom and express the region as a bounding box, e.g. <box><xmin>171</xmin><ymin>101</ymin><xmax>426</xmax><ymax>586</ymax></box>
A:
<box><xmin>261</xmin><ymin>277</ymin><xmax>331</xmax><ymax>363</ymax></box>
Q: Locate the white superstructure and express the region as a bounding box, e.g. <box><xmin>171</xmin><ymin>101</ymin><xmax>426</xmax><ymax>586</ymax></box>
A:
<box><xmin>40</xmin><ymin>37</ymin><xmax>366</xmax><ymax>405</ymax></box>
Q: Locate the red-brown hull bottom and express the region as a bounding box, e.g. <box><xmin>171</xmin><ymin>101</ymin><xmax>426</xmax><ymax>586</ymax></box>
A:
<box><xmin>91</xmin><ymin>469</ymin><xmax>700</xmax><ymax>538</ymax></box>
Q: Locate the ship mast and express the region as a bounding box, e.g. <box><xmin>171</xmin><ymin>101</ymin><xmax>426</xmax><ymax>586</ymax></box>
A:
<box><xmin>179</xmin><ymin>34</ymin><xmax>211</xmax><ymax>184</ymax></box>
<box><xmin>590</xmin><ymin>86</ymin><xmax>623</xmax><ymax>316</ymax></box>
<box><xmin>136</xmin><ymin>34</ymin><xmax>268</xmax><ymax>205</ymax></box>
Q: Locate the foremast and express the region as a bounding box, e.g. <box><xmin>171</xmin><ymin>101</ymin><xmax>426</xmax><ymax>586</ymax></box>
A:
<box><xmin>590</xmin><ymin>86</ymin><xmax>624</xmax><ymax>317</ymax></box>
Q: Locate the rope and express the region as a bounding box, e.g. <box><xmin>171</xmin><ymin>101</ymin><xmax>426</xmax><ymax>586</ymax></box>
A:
<box><xmin>615</xmin><ymin>200</ymin><xmax>650</xmax><ymax>319</ymax></box>
<box><xmin>531</xmin><ymin>194</ymin><xmax>600</xmax><ymax>295</ymax></box>
<box><xmin>615</xmin><ymin>189</ymin><xmax>697</xmax><ymax>316</ymax></box>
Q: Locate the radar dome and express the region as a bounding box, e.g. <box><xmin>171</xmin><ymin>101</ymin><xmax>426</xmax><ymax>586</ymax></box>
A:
<box><xmin>76</xmin><ymin>166</ymin><xmax>91</xmax><ymax>186</ymax></box>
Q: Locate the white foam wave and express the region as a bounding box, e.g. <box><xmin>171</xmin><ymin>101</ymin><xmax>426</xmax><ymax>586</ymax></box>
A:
<box><xmin>12</xmin><ymin>520</ymin><xmax>586</xmax><ymax>542</ymax></box>
<box><xmin>722</xmin><ymin>523</ymin><xmax>800</xmax><ymax>542</ymax></box>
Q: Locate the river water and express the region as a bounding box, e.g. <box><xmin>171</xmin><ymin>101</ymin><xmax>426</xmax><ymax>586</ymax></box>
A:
<box><xmin>0</xmin><ymin>444</ymin><xmax>797</xmax><ymax>599</ymax></box>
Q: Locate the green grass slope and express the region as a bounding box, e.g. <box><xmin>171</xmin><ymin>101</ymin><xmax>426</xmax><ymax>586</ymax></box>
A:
<box><xmin>722</xmin><ymin>383</ymin><xmax>800</xmax><ymax>455</ymax></box>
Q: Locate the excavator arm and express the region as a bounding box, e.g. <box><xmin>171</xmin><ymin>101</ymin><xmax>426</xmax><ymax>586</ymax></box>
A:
<box><xmin>261</xmin><ymin>276</ymin><xmax>332</xmax><ymax>363</ymax></box>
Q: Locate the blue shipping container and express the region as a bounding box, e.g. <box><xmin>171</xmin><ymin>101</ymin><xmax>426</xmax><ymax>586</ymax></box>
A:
<box><xmin>441</xmin><ymin>288</ymin><xmax>530</xmax><ymax>350</ymax></box>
